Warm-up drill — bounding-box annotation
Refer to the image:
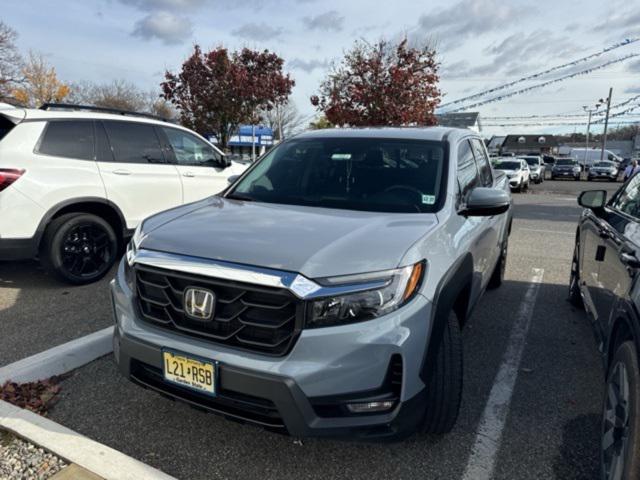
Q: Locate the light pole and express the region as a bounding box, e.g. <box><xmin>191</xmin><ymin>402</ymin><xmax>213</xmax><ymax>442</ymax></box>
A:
<box><xmin>583</xmin><ymin>102</ymin><xmax>602</xmax><ymax>169</ymax></box>
<box><xmin>600</xmin><ymin>87</ymin><xmax>613</xmax><ymax>162</ymax></box>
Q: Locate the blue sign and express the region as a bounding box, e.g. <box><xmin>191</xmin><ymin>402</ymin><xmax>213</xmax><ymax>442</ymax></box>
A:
<box><xmin>208</xmin><ymin>125</ymin><xmax>274</xmax><ymax>147</ymax></box>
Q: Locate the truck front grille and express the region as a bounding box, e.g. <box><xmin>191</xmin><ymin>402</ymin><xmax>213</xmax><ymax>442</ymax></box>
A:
<box><xmin>134</xmin><ymin>264</ymin><xmax>302</xmax><ymax>356</ymax></box>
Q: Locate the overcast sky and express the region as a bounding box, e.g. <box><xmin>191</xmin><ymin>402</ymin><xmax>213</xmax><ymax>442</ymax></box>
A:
<box><xmin>3</xmin><ymin>0</ymin><xmax>639</xmax><ymax>136</ymax></box>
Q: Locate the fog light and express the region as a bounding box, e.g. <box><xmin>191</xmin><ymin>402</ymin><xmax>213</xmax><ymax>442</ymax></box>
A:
<box><xmin>346</xmin><ymin>400</ymin><xmax>395</xmax><ymax>413</ymax></box>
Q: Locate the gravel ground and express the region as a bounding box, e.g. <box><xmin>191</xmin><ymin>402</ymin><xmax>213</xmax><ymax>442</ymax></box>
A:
<box><xmin>0</xmin><ymin>430</ymin><xmax>66</xmax><ymax>480</ymax></box>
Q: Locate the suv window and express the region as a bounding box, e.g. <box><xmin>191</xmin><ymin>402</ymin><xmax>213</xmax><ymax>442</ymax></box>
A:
<box><xmin>470</xmin><ymin>138</ymin><xmax>493</xmax><ymax>187</ymax></box>
<box><xmin>162</xmin><ymin>127</ymin><xmax>222</xmax><ymax>167</ymax></box>
<box><xmin>0</xmin><ymin>115</ymin><xmax>14</xmax><ymax>142</ymax></box>
<box><xmin>103</xmin><ymin>121</ymin><xmax>164</xmax><ymax>164</ymax></box>
<box><xmin>37</xmin><ymin>120</ymin><xmax>94</xmax><ymax>160</ymax></box>
<box><xmin>611</xmin><ymin>174</ymin><xmax>640</xmax><ymax>219</ymax></box>
<box><xmin>457</xmin><ymin>139</ymin><xmax>479</xmax><ymax>200</ymax></box>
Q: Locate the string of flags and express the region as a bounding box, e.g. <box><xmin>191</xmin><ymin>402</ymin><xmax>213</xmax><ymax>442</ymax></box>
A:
<box><xmin>482</xmin><ymin>94</ymin><xmax>640</xmax><ymax>121</ymax></box>
<box><xmin>444</xmin><ymin>54</ymin><xmax>640</xmax><ymax>113</ymax></box>
<box><xmin>439</xmin><ymin>37</ymin><xmax>639</xmax><ymax>109</ymax></box>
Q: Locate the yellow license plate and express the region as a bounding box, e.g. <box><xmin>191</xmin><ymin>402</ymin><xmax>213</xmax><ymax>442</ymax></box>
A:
<box><xmin>162</xmin><ymin>350</ymin><xmax>216</xmax><ymax>396</ymax></box>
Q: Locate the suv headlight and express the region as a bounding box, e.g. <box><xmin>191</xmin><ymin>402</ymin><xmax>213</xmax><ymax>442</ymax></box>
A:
<box><xmin>307</xmin><ymin>262</ymin><xmax>424</xmax><ymax>328</ymax></box>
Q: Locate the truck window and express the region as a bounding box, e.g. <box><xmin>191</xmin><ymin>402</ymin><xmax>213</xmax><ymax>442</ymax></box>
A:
<box><xmin>470</xmin><ymin>138</ymin><xmax>493</xmax><ymax>187</ymax></box>
<box><xmin>457</xmin><ymin>140</ymin><xmax>479</xmax><ymax>201</ymax></box>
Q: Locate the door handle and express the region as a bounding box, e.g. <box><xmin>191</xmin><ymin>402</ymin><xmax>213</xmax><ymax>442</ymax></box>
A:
<box><xmin>112</xmin><ymin>169</ymin><xmax>132</xmax><ymax>176</ymax></box>
<box><xmin>182</xmin><ymin>171</ymin><xmax>195</xmax><ymax>178</ymax></box>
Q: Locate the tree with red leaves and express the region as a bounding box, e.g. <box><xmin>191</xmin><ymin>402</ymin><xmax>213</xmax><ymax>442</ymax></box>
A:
<box><xmin>311</xmin><ymin>39</ymin><xmax>440</xmax><ymax>127</ymax></box>
<box><xmin>162</xmin><ymin>45</ymin><xmax>294</xmax><ymax>149</ymax></box>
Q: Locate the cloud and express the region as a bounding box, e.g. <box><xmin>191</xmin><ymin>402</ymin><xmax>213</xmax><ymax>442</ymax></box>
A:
<box><xmin>625</xmin><ymin>86</ymin><xmax>640</xmax><ymax>94</ymax></box>
<box><xmin>411</xmin><ymin>0</ymin><xmax>535</xmax><ymax>51</ymax></box>
<box><xmin>288</xmin><ymin>58</ymin><xmax>329</xmax><ymax>73</ymax></box>
<box><xmin>231</xmin><ymin>23</ymin><xmax>283</xmax><ymax>41</ymax></box>
<box><xmin>132</xmin><ymin>11</ymin><xmax>193</xmax><ymax>44</ymax></box>
<box><xmin>121</xmin><ymin>0</ymin><xmax>206</xmax><ymax>10</ymax></box>
<box><xmin>442</xmin><ymin>29</ymin><xmax>581</xmax><ymax>79</ymax></box>
<box><xmin>594</xmin><ymin>6</ymin><xmax>640</xmax><ymax>32</ymax></box>
<box><xmin>626</xmin><ymin>58</ymin><xmax>640</xmax><ymax>73</ymax></box>
<box><xmin>302</xmin><ymin>10</ymin><xmax>344</xmax><ymax>32</ymax></box>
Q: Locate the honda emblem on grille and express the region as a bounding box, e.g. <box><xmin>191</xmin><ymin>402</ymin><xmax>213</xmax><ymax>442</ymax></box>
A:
<box><xmin>184</xmin><ymin>287</ymin><xmax>215</xmax><ymax>321</ymax></box>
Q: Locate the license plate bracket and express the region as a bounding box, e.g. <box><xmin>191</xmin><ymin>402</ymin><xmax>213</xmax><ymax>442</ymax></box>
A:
<box><xmin>162</xmin><ymin>349</ymin><xmax>217</xmax><ymax>397</ymax></box>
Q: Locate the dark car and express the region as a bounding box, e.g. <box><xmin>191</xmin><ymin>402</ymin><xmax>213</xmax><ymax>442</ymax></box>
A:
<box><xmin>570</xmin><ymin>176</ymin><xmax>640</xmax><ymax>480</ymax></box>
<box><xmin>551</xmin><ymin>158</ymin><xmax>581</xmax><ymax>181</ymax></box>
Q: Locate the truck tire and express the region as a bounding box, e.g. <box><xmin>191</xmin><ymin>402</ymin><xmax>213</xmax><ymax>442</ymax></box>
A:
<box><xmin>601</xmin><ymin>341</ymin><xmax>640</xmax><ymax>480</ymax></box>
<box><xmin>421</xmin><ymin>310</ymin><xmax>463</xmax><ymax>434</ymax></box>
<box><xmin>40</xmin><ymin>213</ymin><xmax>118</xmax><ymax>285</ymax></box>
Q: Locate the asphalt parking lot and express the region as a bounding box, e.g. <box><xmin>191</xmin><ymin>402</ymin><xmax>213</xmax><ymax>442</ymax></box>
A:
<box><xmin>0</xmin><ymin>179</ymin><xmax>625</xmax><ymax>479</ymax></box>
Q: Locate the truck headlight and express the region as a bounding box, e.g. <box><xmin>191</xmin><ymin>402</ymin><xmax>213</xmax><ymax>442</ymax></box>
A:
<box><xmin>307</xmin><ymin>262</ymin><xmax>424</xmax><ymax>328</ymax></box>
<box><xmin>124</xmin><ymin>223</ymin><xmax>145</xmax><ymax>290</ymax></box>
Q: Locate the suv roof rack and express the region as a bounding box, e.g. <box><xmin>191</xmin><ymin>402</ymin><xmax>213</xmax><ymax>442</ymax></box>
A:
<box><xmin>39</xmin><ymin>103</ymin><xmax>171</xmax><ymax>123</ymax></box>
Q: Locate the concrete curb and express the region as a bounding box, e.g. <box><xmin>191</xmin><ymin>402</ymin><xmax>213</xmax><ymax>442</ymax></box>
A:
<box><xmin>0</xmin><ymin>399</ymin><xmax>175</xmax><ymax>480</ymax></box>
<box><xmin>0</xmin><ymin>327</ymin><xmax>114</xmax><ymax>384</ymax></box>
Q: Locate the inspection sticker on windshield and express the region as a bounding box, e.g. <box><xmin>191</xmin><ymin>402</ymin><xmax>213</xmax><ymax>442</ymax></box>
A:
<box><xmin>422</xmin><ymin>194</ymin><xmax>436</xmax><ymax>205</ymax></box>
<box><xmin>331</xmin><ymin>153</ymin><xmax>352</xmax><ymax>160</ymax></box>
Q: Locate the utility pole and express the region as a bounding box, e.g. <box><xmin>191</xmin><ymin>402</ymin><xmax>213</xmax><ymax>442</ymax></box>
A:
<box><xmin>583</xmin><ymin>102</ymin><xmax>602</xmax><ymax>169</ymax></box>
<box><xmin>600</xmin><ymin>87</ymin><xmax>613</xmax><ymax>162</ymax></box>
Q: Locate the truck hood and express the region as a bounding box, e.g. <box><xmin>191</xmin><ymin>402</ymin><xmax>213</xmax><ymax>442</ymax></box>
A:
<box><xmin>140</xmin><ymin>197</ymin><xmax>438</xmax><ymax>279</ymax></box>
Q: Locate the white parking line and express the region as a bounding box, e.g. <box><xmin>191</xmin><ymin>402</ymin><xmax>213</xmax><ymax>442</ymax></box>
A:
<box><xmin>462</xmin><ymin>268</ymin><xmax>544</xmax><ymax>480</ymax></box>
<box><xmin>0</xmin><ymin>327</ymin><xmax>113</xmax><ymax>384</ymax></box>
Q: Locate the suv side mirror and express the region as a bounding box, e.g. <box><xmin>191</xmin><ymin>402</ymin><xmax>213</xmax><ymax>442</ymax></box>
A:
<box><xmin>578</xmin><ymin>190</ymin><xmax>607</xmax><ymax>210</ymax></box>
<box><xmin>461</xmin><ymin>187</ymin><xmax>510</xmax><ymax>217</ymax></box>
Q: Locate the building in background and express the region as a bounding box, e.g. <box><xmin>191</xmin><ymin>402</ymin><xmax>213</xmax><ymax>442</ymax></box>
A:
<box><xmin>208</xmin><ymin>125</ymin><xmax>274</xmax><ymax>159</ymax></box>
<box><xmin>501</xmin><ymin>134</ymin><xmax>558</xmax><ymax>156</ymax></box>
<box><xmin>435</xmin><ymin>112</ymin><xmax>482</xmax><ymax>133</ymax></box>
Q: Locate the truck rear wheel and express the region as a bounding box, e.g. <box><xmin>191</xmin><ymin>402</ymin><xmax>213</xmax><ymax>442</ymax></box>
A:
<box><xmin>421</xmin><ymin>310</ymin><xmax>463</xmax><ymax>434</ymax></box>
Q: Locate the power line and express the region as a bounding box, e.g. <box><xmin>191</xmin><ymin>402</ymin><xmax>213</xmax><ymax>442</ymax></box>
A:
<box><xmin>444</xmin><ymin>54</ymin><xmax>640</xmax><ymax>113</ymax></box>
<box><xmin>439</xmin><ymin>37</ymin><xmax>639</xmax><ymax>108</ymax></box>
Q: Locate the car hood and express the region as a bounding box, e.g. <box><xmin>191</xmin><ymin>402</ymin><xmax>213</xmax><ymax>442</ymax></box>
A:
<box><xmin>139</xmin><ymin>197</ymin><xmax>438</xmax><ymax>279</ymax></box>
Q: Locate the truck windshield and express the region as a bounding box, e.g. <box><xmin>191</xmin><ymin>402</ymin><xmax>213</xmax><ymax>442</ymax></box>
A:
<box><xmin>229</xmin><ymin>137</ymin><xmax>446</xmax><ymax>213</ymax></box>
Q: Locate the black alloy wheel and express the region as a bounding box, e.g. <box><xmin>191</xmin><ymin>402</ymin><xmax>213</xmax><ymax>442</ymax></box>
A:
<box><xmin>41</xmin><ymin>213</ymin><xmax>118</xmax><ymax>285</ymax></box>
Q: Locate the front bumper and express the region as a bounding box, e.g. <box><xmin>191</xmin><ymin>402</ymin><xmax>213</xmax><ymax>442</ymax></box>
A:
<box><xmin>111</xmin><ymin>260</ymin><xmax>433</xmax><ymax>439</ymax></box>
<box><xmin>588</xmin><ymin>171</ymin><xmax>617</xmax><ymax>179</ymax></box>
<box><xmin>552</xmin><ymin>170</ymin><xmax>579</xmax><ymax>178</ymax></box>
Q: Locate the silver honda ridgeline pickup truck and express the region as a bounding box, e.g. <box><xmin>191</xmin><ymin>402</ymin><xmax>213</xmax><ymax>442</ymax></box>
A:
<box><xmin>111</xmin><ymin>127</ymin><xmax>512</xmax><ymax>439</ymax></box>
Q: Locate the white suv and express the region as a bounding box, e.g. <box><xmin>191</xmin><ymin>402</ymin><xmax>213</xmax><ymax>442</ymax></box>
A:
<box><xmin>0</xmin><ymin>103</ymin><xmax>246</xmax><ymax>284</ymax></box>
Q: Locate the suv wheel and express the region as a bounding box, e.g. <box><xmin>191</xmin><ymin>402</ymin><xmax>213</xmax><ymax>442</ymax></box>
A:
<box><xmin>488</xmin><ymin>236</ymin><xmax>508</xmax><ymax>289</ymax></box>
<box><xmin>601</xmin><ymin>341</ymin><xmax>640</xmax><ymax>480</ymax></box>
<box><xmin>568</xmin><ymin>241</ymin><xmax>584</xmax><ymax>309</ymax></box>
<box><xmin>421</xmin><ymin>310</ymin><xmax>463</xmax><ymax>434</ymax></box>
<box><xmin>40</xmin><ymin>213</ymin><xmax>118</xmax><ymax>285</ymax></box>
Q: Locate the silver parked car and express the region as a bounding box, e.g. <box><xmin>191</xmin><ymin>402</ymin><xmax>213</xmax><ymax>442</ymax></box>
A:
<box><xmin>111</xmin><ymin>127</ymin><xmax>512</xmax><ymax>439</ymax></box>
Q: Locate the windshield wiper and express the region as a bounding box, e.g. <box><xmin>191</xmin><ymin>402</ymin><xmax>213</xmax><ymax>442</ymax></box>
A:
<box><xmin>226</xmin><ymin>192</ymin><xmax>255</xmax><ymax>202</ymax></box>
